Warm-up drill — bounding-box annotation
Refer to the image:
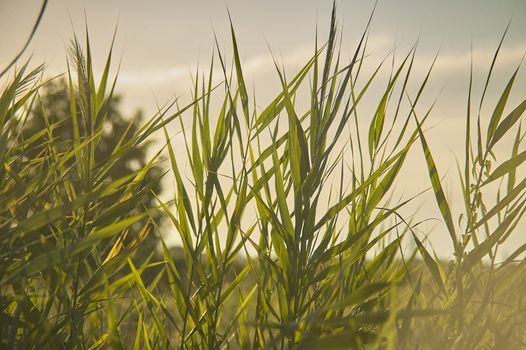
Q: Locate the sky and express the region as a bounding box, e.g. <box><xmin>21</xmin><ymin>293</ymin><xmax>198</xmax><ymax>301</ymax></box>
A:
<box><xmin>1</xmin><ymin>0</ymin><xmax>525</xmax><ymax>257</ymax></box>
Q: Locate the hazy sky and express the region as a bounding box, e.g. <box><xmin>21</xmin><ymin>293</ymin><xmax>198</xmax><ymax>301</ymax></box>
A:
<box><xmin>1</xmin><ymin>0</ymin><xmax>525</xmax><ymax>256</ymax></box>
<box><xmin>2</xmin><ymin>0</ymin><xmax>525</xmax><ymax>114</ymax></box>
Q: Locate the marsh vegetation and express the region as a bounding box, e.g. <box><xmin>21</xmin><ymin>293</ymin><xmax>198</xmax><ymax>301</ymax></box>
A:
<box><xmin>1</xmin><ymin>4</ymin><xmax>526</xmax><ymax>349</ymax></box>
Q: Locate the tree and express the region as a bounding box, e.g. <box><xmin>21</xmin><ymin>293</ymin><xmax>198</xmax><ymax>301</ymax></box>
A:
<box><xmin>22</xmin><ymin>78</ymin><xmax>164</xmax><ymax>257</ymax></box>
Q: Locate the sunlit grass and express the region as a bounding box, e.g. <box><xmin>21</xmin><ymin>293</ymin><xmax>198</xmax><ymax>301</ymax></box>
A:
<box><xmin>1</xmin><ymin>3</ymin><xmax>525</xmax><ymax>349</ymax></box>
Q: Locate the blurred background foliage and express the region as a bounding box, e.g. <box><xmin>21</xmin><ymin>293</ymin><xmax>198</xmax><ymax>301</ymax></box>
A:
<box><xmin>22</xmin><ymin>78</ymin><xmax>164</xmax><ymax>254</ymax></box>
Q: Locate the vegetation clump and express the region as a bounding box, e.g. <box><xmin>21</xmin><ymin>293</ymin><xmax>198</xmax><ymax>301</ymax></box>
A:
<box><xmin>1</xmin><ymin>4</ymin><xmax>525</xmax><ymax>349</ymax></box>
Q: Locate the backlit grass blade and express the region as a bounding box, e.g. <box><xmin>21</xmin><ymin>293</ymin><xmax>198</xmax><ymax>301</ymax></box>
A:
<box><xmin>489</xmin><ymin>98</ymin><xmax>526</xmax><ymax>148</ymax></box>
<box><xmin>414</xmin><ymin>116</ymin><xmax>459</xmax><ymax>254</ymax></box>
<box><xmin>482</xmin><ymin>149</ymin><xmax>526</xmax><ymax>185</ymax></box>
<box><xmin>486</xmin><ymin>66</ymin><xmax>519</xmax><ymax>147</ymax></box>
<box><xmin>412</xmin><ymin>233</ymin><xmax>445</xmax><ymax>293</ymax></box>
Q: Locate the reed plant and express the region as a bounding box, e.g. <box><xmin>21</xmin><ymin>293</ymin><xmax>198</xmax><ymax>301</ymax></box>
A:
<box><xmin>1</xmin><ymin>3</ymin><xmax>525</xmax><ymax>349</ymax></box>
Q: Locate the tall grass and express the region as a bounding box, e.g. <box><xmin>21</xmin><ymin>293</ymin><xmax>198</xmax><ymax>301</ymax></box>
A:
<box><xmin>1</xmin><ymin>4</ymin><xmax>525</xmax><ymax>349</ymax></box>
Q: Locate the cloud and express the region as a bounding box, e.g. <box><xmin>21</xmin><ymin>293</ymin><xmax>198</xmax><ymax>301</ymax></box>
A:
<box><xmin>436</xmin><ymin>44</ymin><xmax>526</xmax><ymax>72</ymax></box>
<box><xmin>118</xmin><ymin>66</ymin><xmax>188</xmax><ymax>85</ymax></box>
<box><xmin>109</xmin><ymin>35</ymin><xmax>526</xmax><ymax>119</ymax></box>
<box><xmin>112</xmin><ymin>33</ymin><xmax>395</xmax><ymax>86</ymax></box>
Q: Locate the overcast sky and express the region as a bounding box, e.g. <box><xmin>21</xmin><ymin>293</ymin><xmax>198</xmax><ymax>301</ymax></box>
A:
<box><xmin>1</xmin><ymin>0</ymin><xmax>525</xmax><ymax>256</ymax></box>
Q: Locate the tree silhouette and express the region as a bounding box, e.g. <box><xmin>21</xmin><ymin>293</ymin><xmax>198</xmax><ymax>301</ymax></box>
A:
<box><xmin>22</xmin><ymin>78</ymin><xmax>163</xmax><ymax>257</ymax></box>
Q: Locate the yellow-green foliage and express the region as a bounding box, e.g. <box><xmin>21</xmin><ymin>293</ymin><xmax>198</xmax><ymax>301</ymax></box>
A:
<box><xmin>1</xmin><ymin>4</ymin><xmax>525</xmax><ymax>349</ymax></box>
